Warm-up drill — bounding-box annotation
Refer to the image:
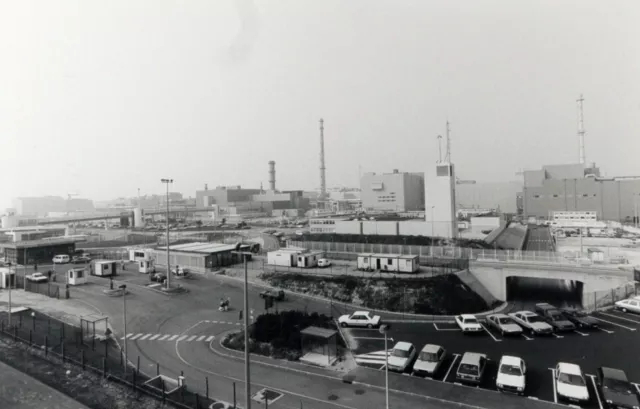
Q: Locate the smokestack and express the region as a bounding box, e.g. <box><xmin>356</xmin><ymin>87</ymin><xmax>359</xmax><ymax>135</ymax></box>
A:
<box><xmin>319</xmin><ymin>118</ymin><xmax>327</xmax><ymax>201</ymax></box>
<box><xmin>268</xmin><ymin>161</ymin><xmax>276</xmax><ymax>191</ymax></box>
<box><xmin>204</xmin><ymin>184</ymin><xmax>208</xmax><ymax>191</ymax></box>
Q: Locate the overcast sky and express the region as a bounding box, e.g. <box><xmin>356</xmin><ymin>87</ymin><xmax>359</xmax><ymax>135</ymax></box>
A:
<box><xmin>1</xmin><ymin>0</ymin><xmax>638</xmax><ymax>208</ymax></box>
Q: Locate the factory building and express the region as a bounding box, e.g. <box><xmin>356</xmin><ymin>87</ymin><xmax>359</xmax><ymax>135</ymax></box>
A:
<box><xmin>13</xmin><ymin>196</ymin><xmax>94</xmax><ymax>217</ymax></box>
<box><xmin>456</xmin><ymin>181</ymin><xmax>521</xmax><ymax>214</ymax></box>
<box><xmin>360</xmin><ymin>170</ymin><xmax>424</xmax><ymax>212</ymax></box>
<box><xmin>518</xmin><ymin>163</ymin><xmax>640</xmax><ymax>223</ymax></box>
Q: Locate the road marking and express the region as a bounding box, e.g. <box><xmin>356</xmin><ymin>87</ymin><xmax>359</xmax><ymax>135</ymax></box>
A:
<box><xmin>568</xmin><ymin>405</ymin><xmax>580</xmax><ymax>409</ymax></box>
<box><xmin>599</xmin><ymin>311</ymin><xmax>640</xmax><ymax>324</ymax></box>
<box><xmin>442</xmin><ymin>354</ymin><xmax>460</xmax><ymax>382</ymax></box>
<box><xmin>352</xmin><ymin>337</ymin><xmax>387</xmax><ymax>341</ymax></box>
<box><xmin>130</xmin><ymin>333</ymin><xmax>143</xmax><ymax>340</ymax></box>
<box><xmin>633</xmin><ymin>383</ymin><xmax>640</xmax><ymax>395</ymax></box>
<box><xmin>573</xmin><ymin>330</ymin><xmax>589</xmax><ymax>336</ymax></box>
<box><xmin>588</xmin><ymin>374</ymin><xmax>604</xmax><ymax>409</ymax></box>
<box><xmin>379</xmin><ymin>364</ymin><xmax>386</xmax><ymax>370</ymax></box>
<box><xmin>597</xmin><ymin>327</ymin><xmax>614</xmax><ymax>334</ymax></box>
<box><xmin>159</xmin><ymin>334</ymin><xmax>170</xmax><ymax>341</ymax></box>
<box><xmin>592</xmin><ymin>316</ymin><xmax>637</xmax><ymax>331</ymax></box>
<box><xmin>549</xmin><ymin>368</ymin><xmax>557</xmax><ymax>403</ymax></box>
<box><xmin>527</xmin><ymin>396</ymin><xmax>539</xmax><ymax>400</ymax></box>
<box><xmin>521</xmin><ymin>334</ymin><xmax>534</xmax><ymax>341</ymax></box>
<box><xmin>196</xmin><ymin>335</ymin><xmax>206</xmax><ymax>342</ymax></box>
<box><xmin>433</xmin><ymin>323</ymin><xmax>460</xmax><ymax>331</ymax></box>
<box><xmin>480</xmin><ymin>324</ymin><xmax>502</xmax><ymax>342</ymax></box>
<box><xmin>205</xmin><ymin>336</ymin><xmax>215</xmax><ymax>342</ymax></box>
<box><xmin>186</xmin><ymin>335</ymin><xmax>197</xmax><ymax>342</ymax></box>
<box><xmin>551</xmin><ymin>333</ymin><xmax>563</xmax><ymax>339</ymax></box>
<box><xmin>168</xmin><ymin>335</ymin><xmax>179</xmax><ymax>341</ymax></box>
<box><xmin>177</xmin><ymin>335</ymin><xmax>188</xmax><ymax>341</ymax></box>
<box><xmin>125</xmin><ymin>333</ymin><xmax>134</xmax><ymax>339</ymax></box>
<box><xmin>149</xmin><ymin>334</ymin><xmax>161</xmax><ymax>340</ymax></box>
<box><xmin>139</xmin><ymin>334</ymin><xmax>152</xmax><ymax>340</ymax></box>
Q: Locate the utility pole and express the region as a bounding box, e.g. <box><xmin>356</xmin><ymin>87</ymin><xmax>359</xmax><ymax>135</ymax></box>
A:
<box><xmin>161</xmin><ymin>179</ymin><xmax>173</xmax><ymax>289</ymax></box>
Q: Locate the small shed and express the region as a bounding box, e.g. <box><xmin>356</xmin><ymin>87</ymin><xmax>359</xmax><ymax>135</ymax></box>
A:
<box><xmin>296</xmin><ymin>251</ymin><xmax>323</xmax><ymax>268</ymax></box>
<box><xmin>67</xmin><ymin>268</ymin><xmax>88</xmax><ymax>286</ymax></box>
<box><xmin>299</xmin><ymin>326</ymin><xmax>338</xmax><ymax>367</ymax></box>
<box><xmin>138</xmin><ymin>259</ymin><xmax>155</xmax><ymax>274</ymax></box>
<box><xmin>0</xmin><ymin>268</ymin><xmax>16</xmax><ymax>289</ymax></box>
<box><xmin>587</xmin><ymin>248</ymin><xmax>604</xmax><ymax>263</ymax></box>
<box><xmin>357</xmin><ymin>253</ymin><xmax>419</xmax><ymax>273</ymax></box>
<box><xmin>93</xmin><ymin>260</ymin><xmax>117</xmax><ymax>277</ymax></box>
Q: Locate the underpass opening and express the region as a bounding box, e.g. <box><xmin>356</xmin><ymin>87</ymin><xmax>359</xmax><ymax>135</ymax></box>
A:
<box><xmin>506</xmin><ymin>276</ymin><xmax>583</xmax><ymax>309</ymax></box>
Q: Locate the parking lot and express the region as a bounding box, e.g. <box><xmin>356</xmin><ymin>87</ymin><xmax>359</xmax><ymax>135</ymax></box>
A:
<box><xmin>344</xmin><ymin>309</ymin><xmax>640</xmax><ymax>408</ymax></box>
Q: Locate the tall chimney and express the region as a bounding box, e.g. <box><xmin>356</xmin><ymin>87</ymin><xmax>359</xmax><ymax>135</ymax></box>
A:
<box><xmin>268</xmin><ymin>161</ymin><xmax>276</xmax><ymax>191</ymax></box>
<box><xmin>204</xmin><ymin>184</ymin><xmax>208</xmax><ymax>191</ymax></box>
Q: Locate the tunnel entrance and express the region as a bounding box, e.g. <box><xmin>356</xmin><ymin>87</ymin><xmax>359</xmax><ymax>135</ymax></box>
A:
<box><xmin>506</xmin><ymin>276</ymin><xmax>583</xmax><ymax>309</ymax></box>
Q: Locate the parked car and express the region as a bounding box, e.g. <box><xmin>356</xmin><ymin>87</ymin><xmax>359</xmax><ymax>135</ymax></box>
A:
<box><xmin>171</xmin><ymin>266</ymin><xmax>190</xmax><ymax>276</ymax></box>
<box><xmin>456</xmin><ymin>352</ymin><xmax>488</xmax><ymax>385</ymax></box>
<box><xmin>555</xmin><ymin>362</ymin><xmax>590</xmax><ymax>404</ymax></box>
<box><xmin>496</xmin><ymin>355</ymin><xmax>527</xmax><ymax>395</ymax></box>
<box><xmin>387</xmin><ymin>342</ymin><xmax>416</xmax><ymax>373</ymax></box>
<box><xmin>259</xmin><ymin>289</ymin><xmax>285</xmax><ymax>301</ymax></box>
<box><xmin>338</xmin><ymin>311</ymin><xmax>381</xmax><ymax>328</ymax></box>
<box><xmin>560</xmin><ymin>309</ymin><xmax>599</xmax><ymax>329</ymax></box>
<box><xmin>72</xmin><ymin>256</ymin><xmax>92</xmax><ymax>264</ymax></box>
<box><xmin>412</xmin><ymin>344</ymin><xmax>446</xmax><ymax>377</ymax></box>
<box><xmin>26</xmin><ymin>272</ymin><xmax>48</xmax><ymax>283</ymax></box>
<box><xmin>615</xmin><ymin>299</ymin><xmax>640</xmax><ymax>314</ymax></box>
<box><xmin>317</xmin><ymin>259</ymin><xmax>332</xmax><ymax>268</ymax></box>
<box><xmin>508</xmin><ymin>311</ymin><xmax>554</xmax><ymax>336</ymax></box>
<box><xmin>455</xmin><ymin>314</ymin><xmax>483</xmax><ymax>333</ymax></box>
<box><xmin>597</xmin><ymin>367</ymin><xmax>640</xmax><ymax>409</ymax></box>
<box><xmin>52</xmin><ymin>255</ymin><xmax>70</xmax><ymax>264</ymax></box>
<box><xmin>150</xmin><ymin>272</ymin><xmax>166</xmax><ymax>283</ymax></box>
<box><xmin>486</xmin><ymin>314</ymin><xmax>523</xmax><ymax>336</ymax></box>
<box><xmin>535</xmin><ymin>303</ymin><xmax>576</xmax><ymax>332</ymax></box>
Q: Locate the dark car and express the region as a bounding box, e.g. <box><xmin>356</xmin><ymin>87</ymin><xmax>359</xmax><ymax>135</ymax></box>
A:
<box><xmin>150</xmin><ymin>272</ymin><xmax>167</xmax><ymax>283</ymax></box>
<box><xmin>597</xmin><ymin>367</ymin><xmax>640</xmax><ymax>409</ymax></box>
<box><xmin>72</xmin><ymin>256</ymin><xmax>92</xmax><ymax>264</ymax></box>
<box><xmin>535</xmin><ymin>303</ymin><xmax>576</xmax><ymax>332</ymax></box>
<box><xmin>259</xmin><ymin>289</ymin><xmax>285</xmax><ymax>301</ymax></box>
<box><xmin>561</xmin><ymin>309</ymin><xmax>599</xmax><ymax>329</ymax></box>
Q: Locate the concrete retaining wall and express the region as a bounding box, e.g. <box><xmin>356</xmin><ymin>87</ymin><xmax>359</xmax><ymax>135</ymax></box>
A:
<box><xmin>455</xmin><ymin>270</ymin><xmax>499</xmax><ymax>306</ymax></box>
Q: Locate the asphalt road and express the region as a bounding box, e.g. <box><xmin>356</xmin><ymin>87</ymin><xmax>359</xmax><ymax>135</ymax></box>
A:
<box><xmin>346</xmin><ymin>309</ymin><xmax>640</xmax><ymax>409</ymax></box>
<box><xmin>525</xmin><ymin>226</ymin><xmax>555</xmax><ymax>252</ymax></box>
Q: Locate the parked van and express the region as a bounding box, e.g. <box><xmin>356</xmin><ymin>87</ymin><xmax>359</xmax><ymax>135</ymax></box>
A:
<box><xmin>52</xmin><ymin>255</ymin><xmax>70</xmax><ymax>264</ymax></box>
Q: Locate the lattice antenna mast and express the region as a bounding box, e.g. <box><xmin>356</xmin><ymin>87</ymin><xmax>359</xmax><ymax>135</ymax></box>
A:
<box><xmin>437</xmin><ymin>135</ymin><xmax>443</xmax><ymax>163</ymax></box>
<box><xmin>577</xmin><ymin>94</ymin><xmax>586</xmax><ymax>164</ymax></box>
<box><xmin>444</xmin><ymin>121</ymin><xmax>451</xmax><ymax>162</ymax></box>
<box><xmin>319</xmin><ymin>118</ymin><xmax>327</xmax><ymax>200</ymax></box>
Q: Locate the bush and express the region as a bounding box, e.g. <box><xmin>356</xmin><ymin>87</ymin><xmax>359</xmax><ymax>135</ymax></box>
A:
<box><xmin>296</xmin><ymin>233</ymin><xmax>491</xmax><ymax>249</ymax></box>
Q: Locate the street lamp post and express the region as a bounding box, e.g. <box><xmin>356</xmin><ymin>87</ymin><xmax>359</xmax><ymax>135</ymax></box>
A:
<box><xmin>161</xmin><ymin>179</ymin><xmax>173</xmax><ymax>289</ymax></box>
<box><xmin>430</xmin><ymin>206</ymin><xmax>435</xmax><ymax>238</ymax></box>
<box><xmin>379</xmin><ymin>324</ymin><xmax>390</xmax><ymax>409</ymax></box>
<box><xmin>7</xmin><ymin>262</ymin><xmax>13</xmax><ymax>328</ymax></box>
<box><xmin>119</xmin><ymin>284</ymin><xmax>128</xmax><ymax>373</ymax></box>
<box><xmin>634</xmin><ymin>193</ymin><xmax>639</xmax><ymax>229</ymax></box>
<box><xmin>232</xmin><ymin>245</ymin><xmax>253</xmax><ymax>409</ymax></box>
<box><xmin>31</xmin><ymin>311</ymin><xmax>35</xmax><ymax>331</ymax></box>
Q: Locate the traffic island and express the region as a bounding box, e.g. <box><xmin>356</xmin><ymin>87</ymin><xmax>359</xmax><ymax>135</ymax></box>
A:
<box><xmin>145</xmin><ymin>283</ymin><xmax>189</xmax><ymax>295</ymax></box>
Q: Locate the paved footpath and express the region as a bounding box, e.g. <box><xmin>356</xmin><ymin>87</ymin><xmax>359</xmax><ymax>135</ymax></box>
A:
<box><xmin>0</xmin><ymin>360</ymin><xmax>89</xmax><ymax>409</ymax></box>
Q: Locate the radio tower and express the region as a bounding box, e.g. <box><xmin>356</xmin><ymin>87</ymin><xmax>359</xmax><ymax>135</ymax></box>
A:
<box><xmin>319</xmin><ymin>118</ymin><xmax>327</xmax><ymax>205</ymax></box>
<box><xmin>577</xmin><ymin>94</ymin><xmax>586</xmax><ymax>164</ymax></box>
<box><xmin>444</xmin><ymin>120</ymin><xmax>452</xmax><ymax>162</ymax></box>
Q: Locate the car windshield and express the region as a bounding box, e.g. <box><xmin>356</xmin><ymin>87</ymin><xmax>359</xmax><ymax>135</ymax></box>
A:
<box><xmin>549</xmin><ymin>312</ymin><xmax>565</xmax><ymax>321</ymax></box>
<box><xmin>527</xmin><ymin>316</ymin><xmax>543</xmax><ymax>323</ymax></box>
<box><xmin>603</xmin><ymin>378</ymin><xmax>633</xmax><ymax>394</ymax></box>
<box><xmin>498</xmin><ymin>317</ymin><xmax>513</xmax><ymax>325</ymax></box>
<box><xmin>392</xmin><ymin>349</ymin><xmax>409</xmax><ymax>358</ymax></box>
<box><xmin>558</xmin><ymin>372</ymin><xmax>585</xmax><ymax>386</ymax></box>
<box><xmin>463</xmin><ymin>317</ymin><xmax>478</xmax><ymax>324</ymax></box>
<box><xmin>500</xmin><ymin>364</ymin><xmax>522</xmax><ymax>376</ymax></box>
<box><xmin>458</xmin><ymin>364</ymin><xmax>479</xmax><ymax>375</ymax></box>
<box><xmin>419</xmin><ymin>352</ymin><xmax>438</xmax><ymax>362</ymax></box>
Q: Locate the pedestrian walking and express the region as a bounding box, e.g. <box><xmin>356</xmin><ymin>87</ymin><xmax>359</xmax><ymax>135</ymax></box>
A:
<box><xmin>34</xmin><ymin>263</ymin><xmax>38</xmax><ymax>272</ymax></box>
<box><xmin>121</xmin><ymin>260</ymin><xmax>126</xmax><ymax>271</ymax></box>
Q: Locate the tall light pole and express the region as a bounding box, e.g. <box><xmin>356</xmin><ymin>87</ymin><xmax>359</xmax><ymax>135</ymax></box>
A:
<box><xmin>430</xmin><ymin>205</ymin><xmax>435</xmax><ymax>238</ymax></box>
<box><xmin>7</xmin><ymin>262</ymin><xmax>13</xmax><ymax>328</ymax></box>
<box><xmin>379</xmin><ymin>324</ymin><xmax>390</xmax><ymax>409</ymax></box>
<box><xmin>634</xmin><ymin>193</ymin><xmax>639</xmax><ymax>229</ymax></box>
<box><xmin>232</xmin><ymin>245</ymin><xmax>253</xmax><ymax>409</ymax></box>
<box><xmin>161</xmin><ymin>179</ymin><xmax>173</xmax><ymax>289</ymax></box>
<box><xmin>119</xmin><ymin>284</ymin><xmax>128</xmax><ymax>373</ymax></box>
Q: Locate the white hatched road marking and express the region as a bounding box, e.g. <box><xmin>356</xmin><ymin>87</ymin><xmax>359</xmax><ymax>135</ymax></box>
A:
<box><xmin>138</xmin><ymin>334</ymin><xmax>152</xmax><ymax>340</ymax></box>
<box><xmin>592</xmin><ymin>316</ymin><xmax>637</xmax><ymax>331</ymax></box>
<box><xmin>521</xmin><ymin>333</ymin><xmax>534</xmax><ymax>341</ymax></box>
<box><xmin>599</xmin><ymin>311</ymin><xmax>640</xmax><ymax>324</ymax></box>
<box><xmin>205</xmin><ymin>336</ymin><xmax>215</xmax><ymax>342</ymax></box>
<box><xmin>597</xmin><ymin>326</ymin><xmax>614</xmax><ymax>334</ymax></box>
<box><xmin>149</xmin><ymin>334</ymin><xmax>161</xmax><ymax>341</ymax></box>
<box><xmin>480</xmin><ymin>324</ymin><xmax>502</xmax><ymax>342</ymax></box>
<box><xmin>573</xmin><ymin>330</ymin><xmax>589</xmax><ymax>336</ymax></box>
<box><xmin>177</xmin><ymin>335</ymin><xmax>188</xmax><ymax>341</ymax></box>
<box><xmin>196</xmin><ymin>335</ymin><xmax>206</xmax><ymax>342</ymax></box>
<box><xmin>442</xmin><ymin>354</ymin><xmax>460</xmax><ymax>382</ymax></box>
<box><xmin>187</xmin><ymin>335</ymin><xmax>198</xmax><ymax>342</ymax></box>
<box><xmin>168</xmin><ymin>335</ymin><xmax>179</xmax><ymax>341</ymax></box>
<box><xmin>159</xmin><ymin>334</ymin><xmax>171</xmax><ymax>340</ymax></box>
<box><xmin>549</xmin><ymin>368</ymin><xmax>557</xmax><ymax>403</ymax></box>
<box><xmin>130</xmin><ymin>333</ymin><xmax>143</xmax><ymax>340</ymax></box>
<box><xmin>124</xmin><ymin>333</ymin><xmax>215</xmax><ymax>342</ymax></box>
<box><xmin>588</xmin><ymin>374</ymin><xmax>604</xmax><ymax>409</ymax></box>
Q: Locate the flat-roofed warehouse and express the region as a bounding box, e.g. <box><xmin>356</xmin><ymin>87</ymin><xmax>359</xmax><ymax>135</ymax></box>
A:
<box><xmin>0</xmin><ymin>236</ymin><xmax>87</xmax><ymax>264</ymax></box>
<box><xmin>150</xmin><ymin>242</ymin><xmax>259</xmax><ymax>273</ymax></box>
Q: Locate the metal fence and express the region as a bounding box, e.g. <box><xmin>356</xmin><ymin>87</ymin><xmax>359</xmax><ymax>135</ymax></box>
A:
<box><xmin>583</xmin><ymin>282</ymin><xmax>638</xmax><ymax>312</ymax></box>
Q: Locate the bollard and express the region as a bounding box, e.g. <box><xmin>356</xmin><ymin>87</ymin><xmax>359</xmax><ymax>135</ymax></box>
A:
<box><xmin>137</xmin><ymin>356</ymin><xmax>140</xmax><ymax>373</ymax></box>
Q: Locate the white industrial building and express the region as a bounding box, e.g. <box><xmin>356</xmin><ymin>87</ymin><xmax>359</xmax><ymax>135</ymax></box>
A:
<box><xmin>360</xmin><ymin>170</ymin><xmax>424</xmax><ymax>212</ymax></box>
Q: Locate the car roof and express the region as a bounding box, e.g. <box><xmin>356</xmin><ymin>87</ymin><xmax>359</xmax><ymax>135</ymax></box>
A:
<box><xmin>489</xmin><ymin>313</ymin><xmax>509</xmax><ymax>319</ymax></box>
<box><xmin>514</xmin><ymin>310</ymin><xmax>536</xmax><ymax>316</ymax></box>
<box><xmin>393</xmin><ymin>342</ymin><xmax>413</xmax><ymax>351</ymax></box>
<box><xmin>558</xmin><ymin>362</ymin><xmax>582</xmax><ymax>375</ymax></box>
<box><xmin>460</xmin><ymin>314</ymin><xmax>477</xmax><ymax>319</ymax></box>
<box><xmin>500</xmin><ymin>355</ymin><xmax>522</xmax><ymax>366</ymax></box>
<box><xmin>420</xmin><ymin>344</ymin><xmax>442</xmax><ymax>353</ymax></box>
<box><xmin>600</xmin><ymin>367</ymin><xmax>628</xmax><ymax>381</ymax></box>
<box><xmin>460</xmin><ymin>352</ymin><xmax>486</xmax><ymax>365</ymax></box>
<box><xmin>535</xmin><ymin>303</ymin><xmax>555</xmax><ymax>309</ymax></box>
<box><xmin>353</xmin><ymin>311</ymin><xmax>371</xmax><ymax>315</ymax></box>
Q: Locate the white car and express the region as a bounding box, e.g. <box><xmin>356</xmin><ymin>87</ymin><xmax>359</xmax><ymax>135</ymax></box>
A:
<box><xmin>387</xmin><ymin>342</ymin><xmax>417</xmax><ymax>372</ymax></box>
<box><xmin>486</xmin><ymin>314</ymin><xmax>523</xmax><ymax>336</ymax></box>
<box><xmin>52</xmin><ymin>254</ymin><xmax>70</xmax><ymax>264</ymax></box>
<box><xmin>338</xmin><ymin>311</ymin><xmax>381</xmax><ymax>328</ymax></box>
<box><xmin>508</xmin><ymin>311</ymin><xmax>554</xmax><ymax>335</ymax></box>
<box><xmin>555</xmin><ymin>362</ymin><xmax>589</xmax><ymax>403</ymax></box>
<box><xmin>412</xmin><ymin>344</ymin><xmax>446</xmax><ymax>377</ymax></box>
<box><xmin>455</xmin><ymin>314</ymin><xmax>483</xmax><ymax>333</ymax></box>
<box><xmin>615</xmin><ymin>298</ymin><xmax>640</xmax><ymax>314</ymax></box>
<box><xmin>26</xmin><ymin>272</ymin><xmax>48</xmax><ymax>283</ymax></box>
<box><xmin>317</xmin><ymin>259</ymin><xmax>332</xmax><ymax>268</ymax></box>
<box><xmin>496</xmin><ymin>356</ymin><xmax>526</xmax><ymax>395</ymax></box>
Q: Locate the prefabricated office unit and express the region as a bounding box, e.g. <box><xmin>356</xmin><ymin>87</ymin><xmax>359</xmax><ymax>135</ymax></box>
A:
<box><xmin>67</xmin><ymin>268</ymin><xmax>88</xmax><ymax>286</ymax></box>
<box><xmin>587</xmin><ymin>248</ymin><xmax>605</xmax><ymax>262</ymax></box>
<box><xmin>138</xmin><ymin>259</ymin><xmax>155</xmax><ymax>274</ymax></box>
<box><xmin>267</xmin><ymin>248</ymin><xmax>323</xmax><ymax>268</ymax></box>
<box><xmin>357</xmin><ymin>253</ymin><xmax>419</xmax><ymax>273</ymax></box>
<box><xmin>129</xmin><ymin>249</ymin><xmax>151</xmax><ymax>262</ymax></box>
<box><xmin>93</xmin><ymin>260</ymin><xmax>117</xmax><ymax>277</ymax></box>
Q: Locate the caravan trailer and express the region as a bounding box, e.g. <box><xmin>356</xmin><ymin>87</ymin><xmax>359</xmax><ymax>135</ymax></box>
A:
<box><xmin>93</xmin><ymin>260</ymin><xmax>117</xmax><ymax>277</ymax></box>
<box><xmin>267</xmin><ymin>248</ymin><xmax>323</xmax><ymax>268</ymax></box>
<box><xmin>357</xmin><ymin>253</ymin><xmax>419</xmax><ymax>273</ymax></box>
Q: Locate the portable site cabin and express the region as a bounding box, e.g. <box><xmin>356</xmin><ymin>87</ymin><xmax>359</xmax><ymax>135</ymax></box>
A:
<box><xmin>267</xmin><ymin>248</ymin><xmax>322</xmax><ymax>268</ymax></box>
<box><xmin>67</xmin><ymin>268</ymin><xmax>88</xmax><ymax>286</ymax></box>
<box><xmin>129</xmin><ymin>249</ymin><xmax>151</xmax><ymax>262</ymax></box>
<box><xmin>357</xmin><ymin>253</ymin><xmax>419</xmax><ymax>273</ymax></box>
<box><xmin>138</xmin><ymin>259</ymin><xmax>156</xmax><ymax>274</ymax></box>
<box><xmin>0</xmin><ymin>268</ymin><xmax>15</xmax><ymax>289</ymax></box>
<box><xmin>93</xmin><ymin>260</ymin><xmax>117</xmax><ymax>277</ymax></box>
<box><xmin>296</xmin><ymin>251</ymin><xmax>322</xmax><ymax>268</ymax></box>
<box><xmin>587</xmin><ymin>248</ymin><xmax>605</xmax><ymax>263</ymax></box>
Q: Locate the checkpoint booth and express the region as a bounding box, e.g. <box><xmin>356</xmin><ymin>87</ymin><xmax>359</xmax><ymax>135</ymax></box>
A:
<box><xmin>67</xmin><ymin>268</ymin><xmax>88</xmax><ymax>286</ymax></box>
<box><xmin>92</xmin><ymin>260</ymin><xmax>117</xmax><ymax>277</ymax></box>
<box><xmin>0</xmin><ymin>267</ymin><xmax>16</xmax><ymax>289</ymax></box>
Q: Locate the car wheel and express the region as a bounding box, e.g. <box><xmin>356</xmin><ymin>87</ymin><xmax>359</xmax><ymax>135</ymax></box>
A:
<box><xmin>621</xmin><ymin>308</ymin><xmax>628</xmax><ymax>313</ymax></box>
<box><xmin>529</xmin><ymin>329</ymin><xmax>535</xmax><ymax>336</ymax></box>
<box><xmin>340</xmin><ymin>322</ymin><xmax>348</xmax><ymax>328</ymax></box>
<box><xmin>367</xmin><ymin>324</ymin><xmax>373</xmax><ymax>329</ymax></box>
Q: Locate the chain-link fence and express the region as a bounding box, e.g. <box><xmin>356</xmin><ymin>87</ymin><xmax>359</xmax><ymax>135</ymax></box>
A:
<box><xmin>583</xmin><ymin>282</ymin><xmax>638</xmax><ymax>312</ymax></box>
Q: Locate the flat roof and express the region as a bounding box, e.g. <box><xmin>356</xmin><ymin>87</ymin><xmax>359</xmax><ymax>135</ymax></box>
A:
<box><xmin>300</xmin><ymin>326</ymin><xmax>337</xmax><ymax>339</ymax></box>
<box><xmin>357</xmin><ymin>253</ymin><xmax>418</xmax><ymax>260</ymax></box>
<box><xmin>0</xmin><ymin>236</ymin><xmax>86</xmax><ymax>249</ymax></box>
<box><xmin>156</xmin><ymin>242</ymin><xmax>252</xmax><ymax>255</ymax></box>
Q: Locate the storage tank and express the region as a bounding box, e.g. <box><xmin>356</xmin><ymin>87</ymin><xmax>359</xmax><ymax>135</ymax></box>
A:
<box><xmin>133</xmin><ymin>208</ymin><xmax>145</xmax><ymax>228</ymax></box>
